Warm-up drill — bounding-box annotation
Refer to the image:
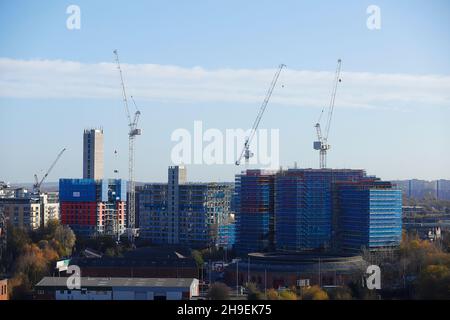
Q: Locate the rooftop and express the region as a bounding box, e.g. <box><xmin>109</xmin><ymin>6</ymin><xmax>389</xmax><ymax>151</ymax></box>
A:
<box><xmin>36</xmin><ymin>277</ymin><xmax>197</xmax><ymax>289</ymax></box>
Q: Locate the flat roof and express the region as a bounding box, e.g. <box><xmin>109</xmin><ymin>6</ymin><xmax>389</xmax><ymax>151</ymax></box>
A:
<box><xmin>36</xmin><ymin>277</ymin><xmax>197</xmax><ymax>289</ymax></box>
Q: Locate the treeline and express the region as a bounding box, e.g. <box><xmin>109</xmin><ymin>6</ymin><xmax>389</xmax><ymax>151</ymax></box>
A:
<box><xmin>1</xmin><ymin>220</ymin><xmax>75</xmax><ymax>299</ymax></box>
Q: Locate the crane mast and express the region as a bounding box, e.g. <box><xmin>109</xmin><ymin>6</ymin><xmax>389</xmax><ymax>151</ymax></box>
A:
<box><xmin>113</xmin><ymin>50</ymin><xmax>141</xmax><ymax>244</ymax></box>
<box><xmin>314</xmin><ymin>59</ymin><xmax>342</xmax><ymax>169</ymax></box>
<box><xmin>235</xmin><ymin>64</ymin><xmax>286</xmax><ymax>166</ymax></box>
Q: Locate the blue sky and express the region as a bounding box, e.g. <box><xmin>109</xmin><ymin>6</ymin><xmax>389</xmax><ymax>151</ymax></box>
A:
<box><xmin>0</xmin><ymin>0</ymin><xmax>449</xmax><ymax>183</ymax></box>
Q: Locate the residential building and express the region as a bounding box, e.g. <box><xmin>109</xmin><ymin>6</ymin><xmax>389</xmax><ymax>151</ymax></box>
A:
<box><xmin>0</xmin><ymin>197</ymin><xmax>41</xmax><ymax>230</ymax></box>
<box><xmin>392</xmin><ymin>179</ymin><xmax>450</xmax><ymax>201</ymax></box>
<box><xmin>83</xmin><ymin>128</ymin><xmax>104</xmax><ymax>180</ymax></box>
<box><xmin>275</xmin><ymin>169</ymin><xmax>365</xmax><ymax>252</ymax></box>
<box><xmin>234</xmin><ymin>168</ymin><xmax>402</xmax><ymax>255</ymax></box>
<box><xmin>59</xmin><ymin>178</ymin><xmax>126</xmax><ymax>237</ymax></box>
<box><xmin>234</xmin><ymin>170</ymin><xmax>276</xmax><ymax>255</ymax></box>
<box><xmin>336</xmin><ymin>180</ymin><xmax>402</xmax><ymax>253</ymax></box>
<box><xmin>39</xmin><ymin>192</ymin><xmax>59</xmax><ymax>225</ymax></box>
<box><xmin>136</xmin><ymin>166</ymin><xmax>234</xmax><ymax>248</ymax></box>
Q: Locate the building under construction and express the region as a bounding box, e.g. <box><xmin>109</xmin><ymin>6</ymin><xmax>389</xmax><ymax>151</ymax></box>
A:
<box><xmin>235</xmin><ymin>168</ymin><xmax>402</xmax><ymax>255</ymax></box>
<box><xmin>59</xmin><ymin>178</ymin><xmax>126</xmax><ymax>238</ymax></box>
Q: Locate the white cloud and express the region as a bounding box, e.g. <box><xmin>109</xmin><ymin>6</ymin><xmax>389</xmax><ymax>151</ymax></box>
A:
<box><xmin>0</xmin><ymin>57</ymin><xmax>449</xmax><ymax>110</ymax></box>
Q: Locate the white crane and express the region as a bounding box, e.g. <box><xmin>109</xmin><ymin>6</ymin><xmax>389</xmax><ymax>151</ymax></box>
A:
<box><xmin>113</xmin><ymin>49</ymin><xmax>141</xmax><ymax>243</ymax></box>
<box><xmin>33</xmin><ymin>147</ymin><xmax>66</xmax><ymax>195</ymax></box>
<box><xmin>235</xmin><ymin>64</ymin><xmax>286</xmax><ymax>166</ymax></box>
<box><xmin>314</xmin><ymin>59</ymin><xmax>342</xmax><ymax>169</ymax></box>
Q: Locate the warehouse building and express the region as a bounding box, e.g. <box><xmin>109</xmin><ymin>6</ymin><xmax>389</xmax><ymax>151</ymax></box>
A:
<box><xmin>34</xmin><ymin>277</ymin><xmax>199</xmax><ymax>300</ymax></box>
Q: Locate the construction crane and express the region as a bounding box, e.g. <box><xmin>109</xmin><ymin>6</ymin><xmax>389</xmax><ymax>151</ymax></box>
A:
<box><xmin>314</xmin><ymin>59</ymin><xmax>342</xmax><ymax>169</ymax></box>
<box><xmin>235</xmin><ymin>64</ymin><xmax>286</xmax><ymax>166</ymax></box>
<box><xmin>33</xmin><ymin>148</ymin><xmax>66</xmax><ymax>195</ymax></box>
<box><xmin>113</xmin><ymin>49</ymin><xmax>141</xmax><ymax>244</ymax></box>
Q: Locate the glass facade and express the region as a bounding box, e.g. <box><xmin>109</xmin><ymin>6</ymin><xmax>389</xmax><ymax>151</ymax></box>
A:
<box><xmin>275</xmin><ymin>169</ymin><xmax>365</xmax><ymax>252</ymax></box>
<box><xmin>337</xmin><ymin>183</ymin><xmax>402</xmax><ymax>253</ymax></box>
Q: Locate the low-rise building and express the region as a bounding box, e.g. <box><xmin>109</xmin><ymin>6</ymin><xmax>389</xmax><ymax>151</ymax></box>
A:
<box><xmin>34</xmin><ymin>277</ymin><xmax>199</xmax><ymax>300</ymax></box>
<box><xmin>0</xmin><ymin>278</ymin><xmax>7</xmax><ymax>300</ymax></box>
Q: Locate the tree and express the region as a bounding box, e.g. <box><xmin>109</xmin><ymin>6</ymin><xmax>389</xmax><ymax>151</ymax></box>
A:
<box><xmin>266</xmin><ymin>288</ymin><xmax>279</xmax><ymax>300</ymax></box>
<box><xmin>415</xmin><ymin>264</ymin><xmax>450</xmax><ymax>300</ymax></box>
<box><xmin>208</xmin><ymin>282</ymin><xmax>230</xmax><ymax>300</ymax></box>
<box><xmin>192</xmin><ymin>250</ymin><xmax>204</xmax><ymax>268</ymax></box>
<box><xmin>328</xmin><ymin>286</ymin><xmax>353</xmax><ymax>300</ymax></box>
<box><xmin>54</xmin><ymin>225</ymin><xmax>76</xmax><ymax>257</ymax></box>
<box><xmin>300</xmin><ymin>286</ymin><xmax>329</xmax><ymax>300</ymax></box>
<box><xmin>246</xmin><ymin>282</ymin><xmax>265</xmax><ymax>300</ymax></box>
<box><xmin>279</xmin><ymin>290</ymin><xmax>297</xmax><ymax>300</ymax></box>
<box><xmin>5</xmin><ymin>223</ymin><xmax>30</xmax><ymax>263</ymax></box>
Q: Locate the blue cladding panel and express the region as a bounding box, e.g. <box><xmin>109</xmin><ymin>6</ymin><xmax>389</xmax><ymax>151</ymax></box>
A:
<box><xmin>59</xmin><ymin>179</ymin><xmax>97</xmax><ymax>202</ymax></box>
<box><xmin>338</xmin><ymin>185</ymin><xmax>402</xmax><ymax>253</ymax></box>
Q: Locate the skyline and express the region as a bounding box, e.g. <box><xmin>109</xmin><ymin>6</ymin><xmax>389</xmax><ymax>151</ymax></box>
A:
<box><xmin>1</xmin><ymin>0</ymin><xmax>450</xmax><ymax>183</ymax></box>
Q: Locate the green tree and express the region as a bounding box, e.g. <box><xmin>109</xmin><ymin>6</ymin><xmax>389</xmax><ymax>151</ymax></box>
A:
<box><xmin>208</xmin><ymin>282</ymin><xmax>230</xmax><ymax>300</ymax></box>
<box><xmin>54</xmin><ymin>224</ymin><xmax>76</xmax><ymax>256</ymax></box>
<box><xmin>415</xmin><ymin>264</ymin><xmax>450</xmax><ymax>300</ymax></box>
<box><xmin>192</xmin><ymin>250</ymin><xmax>204</xmax><ymax>268</ymax></box>
<box><xmin>246</xmin><ymin>282</ymin><xmax>265</xmax><ymax>300</ymax></box>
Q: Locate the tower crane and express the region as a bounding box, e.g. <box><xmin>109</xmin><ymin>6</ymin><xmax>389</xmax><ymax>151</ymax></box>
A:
<box><xmin>113</xmin><ymin>49</ymin><xmax>141</xmax><ymax>243</ymax></box>
<box><xmin>235</xmin><ymin>64</ymin><xmax>286</xmax><ymax>166</ymax></box>
<box><xmin>33</xmin><ymin>147</ymin><xmax>66</xmax><ymax>195</ymax></box>
<box><xmin>314</xmin><ymin>59</ymin><xmax>342</xmax><ymax>169</ymax></box>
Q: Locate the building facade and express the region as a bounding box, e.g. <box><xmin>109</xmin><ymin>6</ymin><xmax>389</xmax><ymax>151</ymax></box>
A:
<box><xmin>275</xmin><ymin>169</ymin><xmax>366</xmax><ymax>252</ymax></box>
<box><xmin>83</xmin><ymin>128</ymin><xmax>104</xmax><ymax>180</ymax></box>
<box><xmin>336</xmin><ymin>180</ymin><xmax>402</xmax><ymax>253</ymax></box>
<box><xmin>59</xmin><ymin>179</ymin><xmax>126</xmax><ymax>237</ymax></box>
<box><xmin>0</xmin><ymin>198</ymin><xmax>41</xmax><ymax>230</ymax></box>
<box><xmin>234</xmin><ymin>168</ymin><xmax>402</xmax><ymax>255</ymax></box>
<box><xmin>137</xmin><ymin>166</ymin><xmax>234</xmax><ymax>248</ymax></box>
<box><xmin>234</xmin><ymin>170</ymin><xmax>276</xmax><ymax>255</ymax></box>
<box><xmin>35</xmin><ymin>277</ymin><xmax>199</xmax><ymax>300</ymax></box>
<box><xmin>0</xmin><ymin>278</ymin><xmax>7</xmax><ymax>300</ymax></box>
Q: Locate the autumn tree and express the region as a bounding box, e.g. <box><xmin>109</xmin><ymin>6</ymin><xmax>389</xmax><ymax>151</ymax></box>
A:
<box><xmin>415</xmin><ymin>264</ymin><xmax>450</xmax><ymax>300</ymax></box>
<box><xmin>300</xmin><ymin>286</ymin><xmax>329</xmax><ymax>300</ymax></box>
<box><xmin>279</xmin><ymin>290</ymin><xmax>297</xmax><ymax>300</ymax></box>
<box><xmin>266</xmin><ymin>289</ymin><xmax>279</xmax><ymax>300</ymax></box>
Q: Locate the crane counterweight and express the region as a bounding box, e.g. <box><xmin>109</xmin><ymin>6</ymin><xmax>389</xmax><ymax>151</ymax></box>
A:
<box><xmin>314</xmin><ymin>59</ymin><xmax>342</xmax><ymax>169</ymax></box>
<box><xmin>114</xmin><ymin>50</ymin><xmax>141</xmax><ymax>244</ymax></box>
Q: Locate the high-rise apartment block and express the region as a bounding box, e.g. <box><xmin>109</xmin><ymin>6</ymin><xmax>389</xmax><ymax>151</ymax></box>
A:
<box><xmin>59</xmin><ymin>179</ymin><xmax>126</xmax><ymax>237</ymax></box>
<box><xmin>136</xmin><ymin>166</ymin><xmax>235</xmax><ymax>248</ymax></box>
<box><xmin>336</xmin><ymin>180</ymin><xmax>402</xmax><ymax>253</ymax></box>
<box><xmin>234</xmin><ymin>170</ymin><xmax>275</xmax><ymax>254</ymax></box>
<box><xmin>83</xmin><ymin>129</ymin><xmax>104</xmax><ymax>180</ymax></box>
<box><xmin>235</xmin><ymin>168</ymin><xmax>402</xmax><ymax>255</ymax></box>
